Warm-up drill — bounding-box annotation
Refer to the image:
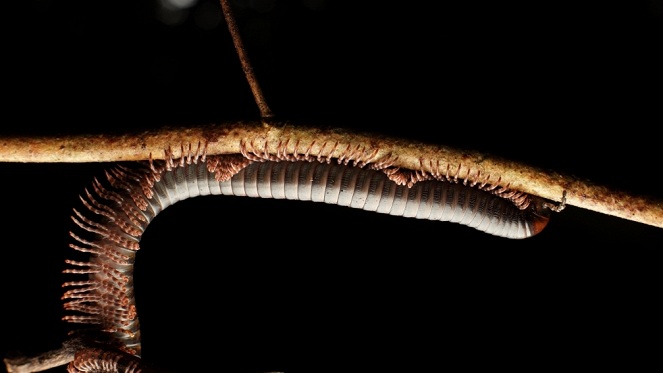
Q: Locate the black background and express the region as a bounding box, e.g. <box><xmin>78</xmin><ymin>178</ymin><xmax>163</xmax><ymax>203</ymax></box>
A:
<box><xmin>2</xmin><ymin>0</ymin><xmax>662</xmax><ymax>371</ymax></box>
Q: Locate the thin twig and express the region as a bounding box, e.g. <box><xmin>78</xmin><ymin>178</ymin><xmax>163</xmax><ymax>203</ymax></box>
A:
<box><xmin>0</xmin><ymin>122</ymin><xmax>661</xmax><ymax>229</ymax></box>
<box><xmin>219</xmin><ymin>0</ymin><xmax>274</xmax><ymax>119</ymax></box>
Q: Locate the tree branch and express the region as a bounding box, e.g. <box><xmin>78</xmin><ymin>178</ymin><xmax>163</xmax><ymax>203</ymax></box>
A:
<box><xmin>4</xmin><ymin>338</ymin><xmax>77</xmax><ymax>373</ymax></box>
<box><xmin>1</xmin><ymin>122</ymin><xmax>661</xmax><ymax>229</ymax></box>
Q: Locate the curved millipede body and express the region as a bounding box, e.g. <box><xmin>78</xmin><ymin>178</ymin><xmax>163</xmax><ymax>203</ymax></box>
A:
<box><xmin>62</xmin><ymin>147</ymin><xmax>551</xmax><ymax>368</ymax></box>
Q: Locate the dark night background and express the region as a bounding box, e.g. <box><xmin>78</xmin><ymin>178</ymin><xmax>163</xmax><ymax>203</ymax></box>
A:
<box><xmin>2</xmin><ymin>0</ymin><xmax>662</xmax><ymax>371</ymax></box>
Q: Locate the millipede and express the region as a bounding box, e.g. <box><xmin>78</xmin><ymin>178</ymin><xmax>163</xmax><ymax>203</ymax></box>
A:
<box><xmin>62</xmin><ymin>140</ymin><xmax>550</xmax><ymax>345</ymax></box>
<box><xmin>3</xmin><ymin>1</ymin><xmax>663</xmax><ymax>373</ymax></box>
<box><xmin>49</xmin><ymin>137</ymin><xmax>559</xmax><ymax>371</ymax></box>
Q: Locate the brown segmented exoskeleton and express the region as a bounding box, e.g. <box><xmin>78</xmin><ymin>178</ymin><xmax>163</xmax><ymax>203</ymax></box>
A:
<box><xmin>3</xmin><ymin>1</ymin><xmax>663</xmax><ymax>373</ymax></box>
<box><xmin>54</xmin><ymin>141</ymin><xmax>552</xmax><ymax>363</ymax></box>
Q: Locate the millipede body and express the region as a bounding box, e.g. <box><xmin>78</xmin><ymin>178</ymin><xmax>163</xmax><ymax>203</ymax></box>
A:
<box><xmin>62</xmin><ymin>145</ymin><xmax>551</xmax><ymax>370</ymax></box>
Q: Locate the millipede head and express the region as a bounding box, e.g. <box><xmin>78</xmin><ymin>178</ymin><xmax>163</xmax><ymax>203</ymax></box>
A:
<box><xmin>528</xmin><ymin>196</ymin><xmax>552</xmax><ymax>236</ymax></box>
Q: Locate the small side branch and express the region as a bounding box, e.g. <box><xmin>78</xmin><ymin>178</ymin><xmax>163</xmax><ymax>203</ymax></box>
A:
<box><xmin>219</xmin><ymin>0</ymin><xmax>274</xmax><ymax>119</ymax></box>
<box><xmin>5</xmin><ymin>337</ymin><xmax>283</xmax><ymax>373</ymax></box>
<box><xmin>4</xmin><ymin>339</ymin><xmax>77</xmax><ymax>373</ymax></box>
<box><xmin>4</xmin><ymin>336</ymin><xmax>174</xmax><ymax>373</ymax></box>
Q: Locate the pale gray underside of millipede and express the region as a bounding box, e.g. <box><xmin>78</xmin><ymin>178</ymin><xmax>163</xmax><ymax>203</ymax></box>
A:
<box><xmin>64</xmin><ymin>157</ymin><xmax>548</xmax><ymax>358</ymax></box>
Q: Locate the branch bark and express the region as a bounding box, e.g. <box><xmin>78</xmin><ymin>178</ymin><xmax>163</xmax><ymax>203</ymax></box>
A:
<box><xmin>1</xmin><ymin>122</ymin><xmax>661</xmax><ymax>229</ymax></box>
<box><xmin>4</xmin><ymin>336</ymin><xmax>177</xmax><ymax>373</ymax></box>
<box><xmin>4</xmin><ymin>342</ymin><xmax>76</xmax><ymax>373</ymax></box>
